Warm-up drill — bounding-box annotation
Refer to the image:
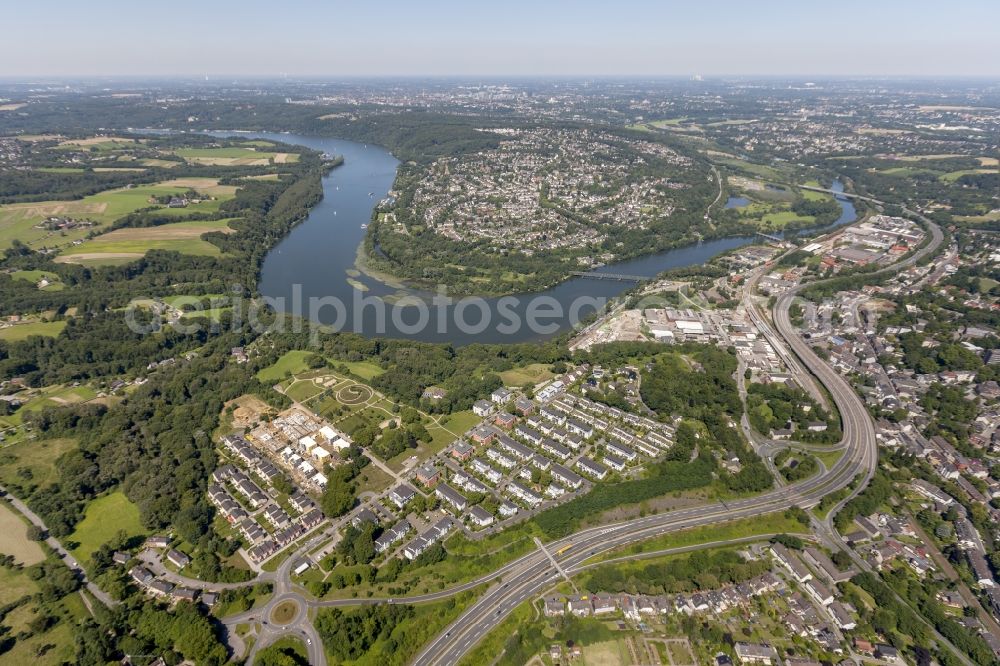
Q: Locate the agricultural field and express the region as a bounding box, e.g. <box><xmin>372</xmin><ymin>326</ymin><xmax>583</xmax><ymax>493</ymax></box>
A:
<box><xmin>56</xmin><ymin>136</ymin><xmax>144</xmax><ymax>151</ymax></box>
<box><xmin>940</xmin><ymin>168</ymin><xmax>996</xmax><ymax>182</ymax></box>
<box><xmin>16</xmin><ymin>384</ymin><xmax>98</xmax><ymax>418</ymax></box>
<box><xmin>0</xmin><ymin>320</ymin><xmax>67</xmax><ymax>342</ymax></box>
<box><xmin>37</xmin><ymin>166</ymin><xmax>86</xmax><ymax>173</ymax></box>
<box><xmin>56</xmin><ymin>218</ymin><xmax>236</xmax><ymax>265</ymax></box>
<box><xmin>0</xmin><ymin>501</ymin><xmax>46</xmax><ymax>565</ymax></box>
<box><xmin>0</xmin><ymin>438</ymin><xmax>78</xmax><ymax>490</ymax></box>
<box><xmin>173</xmin><ymin>146</ymin><xmax>299</xmax><ymax>166</ymax></box>
<box><xmin>67</xmin><ymin>490</ymin><xmax>145</xmax><ymax>564</ymax></box>
<box><xmin>0</xmin><ymin>178</ymin><xmax>237</xmax><ymax>251</ymax></box>
<box><xmin>9</xmin><ymin>269</ymin><xmax>63</xmax><ymax>290</ymax></box>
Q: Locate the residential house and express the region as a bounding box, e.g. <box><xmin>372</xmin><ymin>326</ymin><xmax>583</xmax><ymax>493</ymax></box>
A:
<box><xmin>472</xmin><ymin>400</ymin><xmax>495</xmax><ymax>417</ymax></box>
<box><xmin>389</xmin><ymin>484</ymin><xmax>417</xmax><ymax>509</ymax></box>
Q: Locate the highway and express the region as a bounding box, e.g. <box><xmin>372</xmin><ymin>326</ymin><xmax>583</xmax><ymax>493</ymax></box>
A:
<box><xmin>411</xmin><ymin>193</ymin><xmax>943</xmax><ymax>666</ymax></box>
<box><xmin>216</xmin><ymin>185</ymin><xmax>944</xmax><ymax>665</ymax></box>
<box><xmin>414</xmin><ymin>300</ymin><xmax>876</xmax><ymax>665</ymax></box>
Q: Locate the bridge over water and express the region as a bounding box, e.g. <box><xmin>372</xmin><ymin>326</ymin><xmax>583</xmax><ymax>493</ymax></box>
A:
<box><xmin>569</xmin><ymin>271</ymin><xmax>651</xmax><ymax>282</ymax></box>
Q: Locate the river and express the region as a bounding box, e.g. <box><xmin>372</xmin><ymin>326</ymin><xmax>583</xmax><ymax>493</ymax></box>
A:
<box><xmin>238</xmin><ymin>132</ymin><xmax>855</xmax><ymax>344</ymax></box>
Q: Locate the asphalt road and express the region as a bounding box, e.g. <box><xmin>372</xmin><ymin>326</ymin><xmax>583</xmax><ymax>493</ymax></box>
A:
<box><xmin>210</xmin><ymin>187</ymin><xmax>945</xmax><ymax>665</ymax></box>
<box><xmin>410</xmin><ymin>193</ymin><xmax>945</xmax><ymax>666</ymax></box>
<box><xmin>0</xmin><ymin>483</ymin><xmax>117</xmax><ymax>608</ymax></box>
<box><xmin>414</xmin><ymin>331</ymin><xmax>878</xmax><ymax>666</ymax></box>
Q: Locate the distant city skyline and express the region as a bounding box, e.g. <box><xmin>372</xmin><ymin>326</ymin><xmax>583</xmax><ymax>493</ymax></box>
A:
<box><xmin>5</xmin><ymin>0</ymin><xmax>1000</xmax><ymax>78</ymax></box>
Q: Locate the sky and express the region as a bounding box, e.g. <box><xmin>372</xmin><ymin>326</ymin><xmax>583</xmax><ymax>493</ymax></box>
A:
<box><xmin>4</xmin><ymin>0</ymin><xmax>999</xmax><ymax>78</ymax></box>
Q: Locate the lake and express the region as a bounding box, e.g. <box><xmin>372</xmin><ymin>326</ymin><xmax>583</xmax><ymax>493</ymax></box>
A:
<box><xmin>241</xmin><ymin>132</ymin><xmax>855</xmax><ymax>344</ymax></box>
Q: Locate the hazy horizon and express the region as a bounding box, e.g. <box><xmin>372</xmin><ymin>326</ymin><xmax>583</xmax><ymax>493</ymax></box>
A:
<box><xmin>6</xmin><ymin>0</ymin><xmax>1000</xmax><ymax>78</ymax></box>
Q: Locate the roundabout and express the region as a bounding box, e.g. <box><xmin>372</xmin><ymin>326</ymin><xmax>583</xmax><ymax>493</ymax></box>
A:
<box><xmin>336</xmin><ymin>383</ymin><xmax>373</xmax><ymax>405</ymax></box>
<box><xmin>270</xmin><ymin>599</ymin><xmax>301</xmax><ymax>626</ymax></box>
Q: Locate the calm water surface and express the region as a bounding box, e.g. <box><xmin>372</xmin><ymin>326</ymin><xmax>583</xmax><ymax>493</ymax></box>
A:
<box><xmin>241</xmin><ymin>133</ymin><xmax>855</xmax><ymax>344</ymax></box>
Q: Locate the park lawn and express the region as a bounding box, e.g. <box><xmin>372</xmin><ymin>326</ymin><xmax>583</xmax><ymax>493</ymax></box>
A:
<box><xmin>342</xmin><ymin>360</ymin><xmax>386</xmax><ymax>380</ymax></box>
<box><xmin>0</xmin><ymin>320</ymin><xmax>67</xmax><ymax>341</ymax></box>
<box><xmin>0</xmin><ymin>502</ymin><xmax>46</xmax><ymax>565</ymax></box>
<box><xmin>758</xmin><ymin>210</ymin><xmax>814</xmax><ymax>229</ymax></box>
<box><xmin>423</xmin><ymin>424</ymin><xmax>460</xmax><ymax>451</ymax></box>
<box><xmin>0</xmin><ymin>438</ymin><xmax>78</xmax><ymax>489</ymax></box>
<box><xmin>257</xmin><ymin>350</ymin><xmax>318</xmax><ymax>383</ymax></box>
<box><xmin>56</xmin><ymin>218</ymin><xmax>236</xmax><ymax>264</ymax></box>
<box><xmin>499</xmin><ymin>362</ymin><xmax>555</xmax><ymax>386</ymax></box>
<box><xmin>590</xmin><ymin>510</ymin><xmax>807</xmax><ymax>564</ymax></box>
<box><xmin>285</xmin><ymin>379</ymin><xmax>326</xmax><ymax>403</ymax></box>
<box><xmin>354</xmin><ymin>464</ymin><xmax>395</xmax><ymax>496</ymax></box>
<box><xmin>386</xmin><ymin>433</ymin><xmax>450</xmax><ymax>472</ymax></box>
<box><xmin>68</xmin><ymin>490</ymin><xmax>146</xmax><ymax>564</ymax></box>
<box><xmin>799</xmin><ymin>188</ymin><xmax>833</xmax><ymax>202</ymax></box>
<box><xmin>434</xmin><ymin>410</ymin><xmax>481</xmax><ymax>438</ymax></box>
